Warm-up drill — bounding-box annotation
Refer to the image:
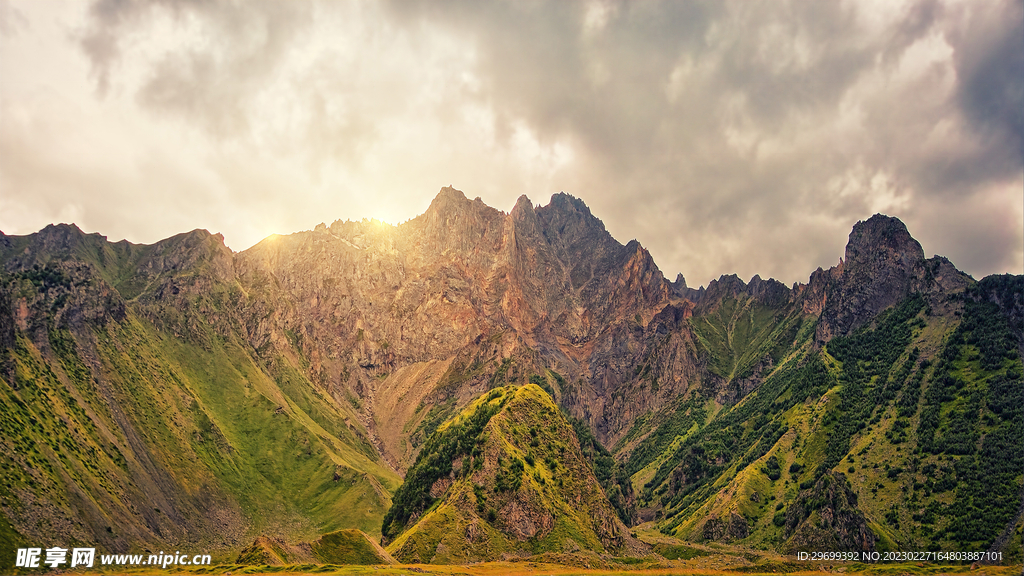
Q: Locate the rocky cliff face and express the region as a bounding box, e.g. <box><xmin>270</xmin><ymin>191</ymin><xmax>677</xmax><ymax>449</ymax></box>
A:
<box><xmin>223</xmin><ymin>188</ymin><xmax>680</xmax><ymax>465</ymax></box>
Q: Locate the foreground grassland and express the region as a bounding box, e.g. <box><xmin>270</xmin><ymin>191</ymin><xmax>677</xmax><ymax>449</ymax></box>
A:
<box><xmin>13</xmin><ymin>532</ymin><xmax>1020</xmax><ymax>576</ymax></box>
<box><xmin>26</xmin><ymin>558</ymin><xmax>1023</xmax><ymax>576</ymax></box>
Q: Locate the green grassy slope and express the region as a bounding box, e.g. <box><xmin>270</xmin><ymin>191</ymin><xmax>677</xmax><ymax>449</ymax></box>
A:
<box><xmin>0</xmin><ymin>313</ymin><xmax>399</xmax><ymax>553</ymax></box>
<box><xmin>311</xmin><ymin>529</ymin><xmax>395</xmax><ymax>565</ymax></box>
<box><xmin>689</xmin><ymin>295</ymin><xmax>803</xmax><ymax>380</ymax></box>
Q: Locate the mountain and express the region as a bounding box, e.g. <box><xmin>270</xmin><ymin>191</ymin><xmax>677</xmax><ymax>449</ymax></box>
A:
<box><xmin>619</xmin><ymin>217</ymin><xmax>1022</xmax><ymax>557</ymax></box>
<box><xmin>2</xmin><ymin>188</ymin><xmax>1021</xmax><ymax>565</ymax></box>
<box><xmin>229</xmin><ymin>188</ymin><xmax>671</xmax><ymax>470</ymax></box>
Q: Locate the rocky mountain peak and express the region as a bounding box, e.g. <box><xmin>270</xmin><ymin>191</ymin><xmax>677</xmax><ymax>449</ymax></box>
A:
<box><xmin>432</xmin><ymin>185</ymin><xmax>469</xmax><ymax>204</ymax></box>
<box><xmin>511</xmin><ymin>194</ymin><xmax>533</xmax><ymax>213</ymax></box>
<box><xmin>132</xmin><ymin>228</ymin><xmax>235</xmax><ymax>288</ymax></box>
<box><xmin>34</xmin><ymin>223</ymin><xmax>93</xmax><ymax>253</ymax></box>
<box><xmin>423</xmin><ymin>186</ymin><xmax>473</xmax><ymax>221</ymax></box>
<box><xmin>414</xmin><ymin>187</ymin><xmax>503</xmax><ymax>252</ymax></box>
<box><xmin>547</xmin><ymin>192</ymin><xmax>597</xmax><ymax>219</ymax></box>
<box><xmin>672</xmin><ymin>273</ymin><xmax>687</xmax><ymax>289</ymax></box>
<box><xmin>747</xmin><ymin>274</ymin><xmax>790</xmax><ymax>306</ymax></box>
<box><xmin>813</xmin><ymin>214</ymin><xmax>935</xmax><ymax>342</ymax></box>
<box><xmin>703</xmin><ymin>274</ymin><xmax>747</xmax><ymax>300</ymax></box>
<box><xmin>844</xmin><ymin>214</ymin><xmax>924</xmax><ymax>273</ymax></box>
<box><xmin>537</xmin><ymin>192</ymin><xmax>601</xmax><ymax>224</ymax></box>
<box><xmin>509</xmin><ymin>195</ymin><xmax>540</xmax><ymax>231</ymax></box>
<box><xmin>535</xmin><ymin>194</ymin><xmax>615</xmax><ymax>258</ymax></box>
<box><xmin>503</xmin><ymin>195</ymin><xmax>544</xmax><ymax>248</ymax></box>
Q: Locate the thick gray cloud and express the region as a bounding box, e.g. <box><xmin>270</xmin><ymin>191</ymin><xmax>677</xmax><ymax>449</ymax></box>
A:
<box><xmin>79</xmin><ymin>0</ymin><xmax>315</xmax><ymax>136</ymax></box>
<box><xmin>1</xmin><ymin>0</ymin><xmax>1020</xmax><ymax>287</ymax></box>
<box><xmin>377</xmin><ymin>0</ymin><xmax>1024</xmax><ymax>284</ymax></box>
<box><xmin>950</xmin><ymin>0</ymin><xmax>1023</xmax><ymax>180</ymax></box>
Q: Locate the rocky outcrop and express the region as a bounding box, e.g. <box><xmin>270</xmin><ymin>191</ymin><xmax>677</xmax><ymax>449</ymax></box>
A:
<box><xmin>783</xmin><ymin>472</ymin><xmax>876</xmax><ymax>553</ymax></box>
<box><xmin>715</xmin><ymin>353</ymin><xmax>773</xmax><ymax>405</ymax></box>
<box><xmin>702</xmin><ymin>512</ymin><xmax>749</xmax><ymax>542</ymax></box>
<box><xmin>0</xmin><ymin>282</ymin><xmax>15</xmax><ymax>351</ymax></box>
<box><xmin>814</xmin><ymin>215</ymin><xmax>923</xmax><ymax>342</ymax></box>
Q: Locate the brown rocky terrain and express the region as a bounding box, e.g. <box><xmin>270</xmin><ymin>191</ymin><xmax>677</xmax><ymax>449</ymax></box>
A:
<box><xmin>222</xmin><ymin>187</ymin><xmax>685</xmax><ymax>467</ymax></box>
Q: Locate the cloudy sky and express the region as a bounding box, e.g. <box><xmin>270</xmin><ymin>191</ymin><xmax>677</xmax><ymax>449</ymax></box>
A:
<box><xmin>1</xmin><ymin>0</ymin><xmax>1021</xmax><ymax>287</ymax></box>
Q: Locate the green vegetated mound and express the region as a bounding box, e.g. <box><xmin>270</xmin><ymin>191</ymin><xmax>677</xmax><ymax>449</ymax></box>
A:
<box><xmin>631</xmin><ymin>276</ymin><xmax>1023</xmax><ymax>561</ymax></box>
<box><xmin>383</xmin><ymin>384</ymin><xmax>648</xmax><ymax>563</ymax></box>
<box><xmin>312</xmin><ymin>529</ymin><xmax>395</xmax><ymax>565</ymax></box>
<box><xmin>236</xmin><ymin>536</ymin><xmax>296</xmax><ymax>565</ymax></box>
<box><xmin>236</xmin><ymin>529</ymin><xmax>394</xmax><ymax>566</ymax></box>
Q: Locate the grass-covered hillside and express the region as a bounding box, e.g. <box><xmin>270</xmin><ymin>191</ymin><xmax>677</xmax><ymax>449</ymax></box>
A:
<box><xmin>235</xmin><ymin>529</ymin><xmax>395</xmax><ymax>566</ymax></box>
<box><xmin>0</xmin><ymin>226</ymin><xmax>400</xmax><ymax>566</ymax></box>
<box><xmin>618</xmin><ymin>275</ymin><xmax>1023</xmax><ymax>560</ymax></box>
<box><xmin>383</xmin><ymin>384</ymin><xmax>647</xmax><ymax>563</ymax></box>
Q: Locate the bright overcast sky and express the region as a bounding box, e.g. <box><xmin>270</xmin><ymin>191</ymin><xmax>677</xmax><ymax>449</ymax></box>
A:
<box><xmin>1</xmin><ymin>0</ymin><xmax>1021</xmax><ymax>287</ymax></box>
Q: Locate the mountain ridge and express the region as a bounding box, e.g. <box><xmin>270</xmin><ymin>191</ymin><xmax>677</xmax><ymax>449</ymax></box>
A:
<box><xmin>1</xmin><ymin>187</ymin><xmax>1021</xmax><ymax>565</ymax></box>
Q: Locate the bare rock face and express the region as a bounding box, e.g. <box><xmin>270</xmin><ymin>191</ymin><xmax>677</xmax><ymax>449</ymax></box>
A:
<box><xmin>499</xmin><ymin>491</ymin><xmax>555</xmax><ymax>541</ymax></box>
<box><xmin>0</xmin><ymin>286</ymin><xmax>13</xmax><ymax>352</ymax></box>
<box><xmin>701</xmin><ymin>512</ymin><xmax>749</xmax><ymax>542</ymax></box>
<box><xmin>746</xmin><ymin>274</ymin><xmax>791</xmax><ymax>307</ymax></box>
<box><xmin>715</xmin><ymin>354</ymin><xmax>773</xmax><ymax>405</ymax></box>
